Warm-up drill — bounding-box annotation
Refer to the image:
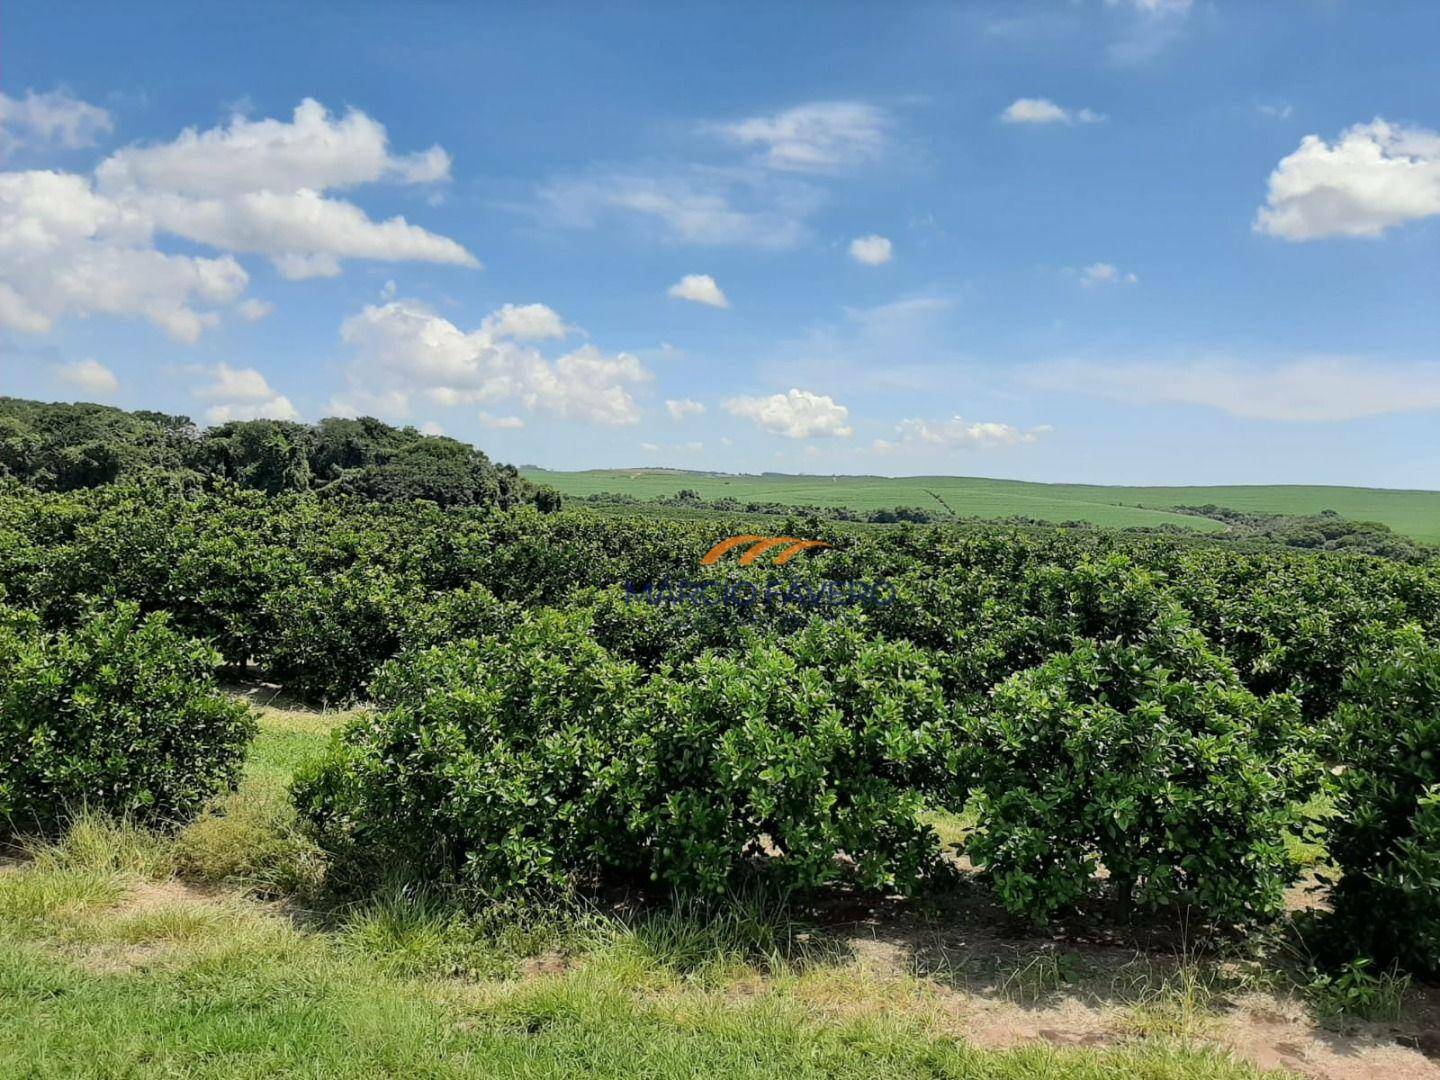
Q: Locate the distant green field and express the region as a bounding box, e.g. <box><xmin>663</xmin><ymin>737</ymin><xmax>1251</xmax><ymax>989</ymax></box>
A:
<box><xmin>523</xmin><ymin>469</ymin><xmax>1440</xmax><ymax>543</ymax></box>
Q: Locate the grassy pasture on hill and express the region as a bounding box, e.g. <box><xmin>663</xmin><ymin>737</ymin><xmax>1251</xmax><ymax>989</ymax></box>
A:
<box><xmin>1077</xmin><ymin>483</ymin><xmax>1440</xmax><ymax>543</ymax></box>
<box><xmin>522</xmin><ymin>469</ymin><xmax>1440</xmax><ymax>542</ymax></box>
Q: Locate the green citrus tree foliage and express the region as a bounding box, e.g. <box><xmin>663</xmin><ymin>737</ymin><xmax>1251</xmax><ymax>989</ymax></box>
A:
<box><xmin>0</xmin><ymin>601</ymin><xmax>255</xmax><ymax>832</ymax></box>
<box><xmin>294</xmin><ymin>613</ymin><xmax>958</xmax><ymax>897</ymax></box>
<box><xmin>963</xmin><ymin>612</ymin><xmax>1317</xmax><ymax>928</ymax></box>
<box><xmin>1325</xmin><ymin>626</ymin><xmax>1440</xmax><ymax>974</ymax></box>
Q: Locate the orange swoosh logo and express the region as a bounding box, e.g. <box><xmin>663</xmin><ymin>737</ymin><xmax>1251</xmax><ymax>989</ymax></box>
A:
<box><xmin>700</xmin><ymin>535</ymin><xmax>832</xmax><ymax>566</ymax></box>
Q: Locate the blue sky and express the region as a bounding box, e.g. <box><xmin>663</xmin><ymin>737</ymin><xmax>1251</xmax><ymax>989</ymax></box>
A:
<box><xmin>3</xmin><ymin>0</ymin><xmax>1438</xmax><ymax>487</ymax></box>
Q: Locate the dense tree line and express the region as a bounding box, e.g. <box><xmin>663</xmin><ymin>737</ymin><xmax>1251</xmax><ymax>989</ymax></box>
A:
<box><xmin>1176</xmin><ymin>504</ymin><xmax>1434</xmax><ymax>562</ymax></box>
<box><xmin>0</xmin><ymin>397</ymin><xmax>557</xmax><ymax>510</ymax></box>
<box><xmin>578</xmin><ymin>488</ymin><xmax>943</xmax><ymax>523</ymax></box>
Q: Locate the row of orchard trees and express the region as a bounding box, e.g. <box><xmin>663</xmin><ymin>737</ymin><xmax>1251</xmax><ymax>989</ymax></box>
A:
<box><xmin>1</xmin><ymin>481</ymin><xmax>1438</xmax><ymax>975</ymax></box>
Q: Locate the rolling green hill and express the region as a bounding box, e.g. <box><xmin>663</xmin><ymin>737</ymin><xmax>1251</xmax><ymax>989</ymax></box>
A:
<box><xmin>521</xmin><ymin>469</ymin><xmax>1440</xmax><ymax>543</ymax></box>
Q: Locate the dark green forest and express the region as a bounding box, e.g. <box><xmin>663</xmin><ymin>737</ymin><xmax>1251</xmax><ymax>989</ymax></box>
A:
<box><xmin>0</xmin><ymin>397</ymin><xmax>558</xmax><ymax>510</ymax></box>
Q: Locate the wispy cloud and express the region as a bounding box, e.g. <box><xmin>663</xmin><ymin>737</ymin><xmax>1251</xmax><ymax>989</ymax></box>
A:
<box><xmin>1073</xmin><ymin>262</ymin><xmax>1139</xmax><ymax>286</ymax></box>
<box><xmin>665</xmin><ymin>397</ymin><xmax>707</xmax><ymax>420</ymax></box>
<box><xmin>704</xmin><ymin>101</ymin><xmax>890</xmax><ymax>172</ymax></box>
<box><xmin>536</xmin><ymin>99</ymin><xmax>895</xmax><ymax>249</ymax></box>
<box><xmin>0</xmin><ymin>88</ymin><xmax>113</xmax><ymax>151</ymax></box>
<box><xmin>1257</xmin><ymin>102</ymin><xmax>1294</xmax><ymax>121</ymax></box>
<box><xmin>874</xmin><ymin>416</ymin><xmax>1050</xmax><ymax>453</ymax></box>
<box><xmin>760</xmin><ymin>293</ymin><xmax>967</xmax><ymax>396</ymax></box>
<box><xmin>537</xmin><ymin>167</ymin><xmax>820</xmax><ymax>250</ymax></box>
<box><xmin>1104</xmin><ymin>0</ymin><xmax>1194</xmax><ymax>64</ymax></box>
<box><xmin>1023</xmin><ymin>355</ymin><xmax>1440</xmax><ymax>422</ymax></box>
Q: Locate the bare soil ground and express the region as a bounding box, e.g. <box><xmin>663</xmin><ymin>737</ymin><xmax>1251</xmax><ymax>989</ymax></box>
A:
<box><xmin>807</xmin><ymin>892</ymin><xmax>1440</xmax><ymax>1080</ymax></box>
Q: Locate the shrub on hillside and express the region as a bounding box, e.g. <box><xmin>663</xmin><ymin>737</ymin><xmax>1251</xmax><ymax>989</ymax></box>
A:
<box><xmin>293</xmin><ymin>614</ymin><xmax>959</xmax><ymax>898</ymax></box>
<box><xmin>570</xmin><ymin>584</ymin><xmax>753</xmax><ymax>669</ymax></box>
<box><xmin>1324</xmin><ymin>626</ymin><xmax>1440</xmax><ymax>975</ymax></box>
<box><xmin>869</xmin><ymin>553</ymin><xmax>1176</xmax><ymax>704</ymax></box>
<box><xmin>397</xmin><ymin>582</ymin><xmax>524</xmax><ymax>652</ymax></box>
<box><xmin>963</xmin><ymin>613</ymin><xmax>1316</xmax><ymax>928</ymax></box>
<box><xmin>260</xmin><ymin>566</ymin><xmax>419</xmax><ymax>703</ymax></box>
<box><xmin>26</xmin><ymin>484</ymin><xmax>192</xmax><ymax>628</ymax></box>
<box><xmin>293</xmin><ymin>610</ymin><xmax>644</xmax><ymax>894</ymax></box>
<box><xmin>616</xmin><ymin>620</ymin><xmax>958</xmax><ymax>894</ymax></box>
<box><xmin>0</xmin><ymin>602</ymin><xmax>255</xmax><ymax>832</ymax></box>
<box><xmin>1171</xmin><ymin>551</ymin><xmax>1412</xmax><ymax>723</ymax></box>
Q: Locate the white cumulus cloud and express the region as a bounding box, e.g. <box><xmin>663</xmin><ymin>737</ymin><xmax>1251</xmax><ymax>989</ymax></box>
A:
<box><xmin>667</xmin><ymin>273</ymin><xmax>729</xmax><ymax>308</ymax></box>
<box><xmin>93</xmin><ymin>100</ymin><xmax>474</xmax><ymax>280</ymax></box>
<box><xmin>95</xmin><ymin>98</ymin><xmax>449</xmax><ymax>196</ymax></box>
<box><xmin>848</xmin><ymin>234</ymin><xmax>893</xmax><ymax>265</ymax></box>
<box><xmin>53</xmin><ymin>357</ymin><xmax>119</xmax><ymax>396</ymax></box>
<box><xmin>128</xmin><ymin>186</ymin><xmax>475</xmax><ymax>280</ymax></box>
<box><xmin>0</xmin><ymin>99</ymin><xmax>474</xmax><ymax>341</ymax></box>
<box><xmin>205</xmin><ymin>398</ymin><xmax>301</xmax><ymax>424</ymax></box>
<box><xmin>0</xmin><ymin>170</ymin><xmax>249</xmax><ymax>341</ymax></box>
<box><xmin>480</xmin><ymin>302</ymin><xmax>568</xmax><ymax>341</ymax></box>
<box><xmin>339</xmin><ymin>297</ymin><xmax>650</xmax><ymax>426</ymax></box>
<box><xmin>638</xmin><ymin>440</ymin><xmax>702</xmax><ymax>455</ymax></box>
<box><xmin>194</xmin><ymin>361</ymin><xmax>277</xmax><ymax>403</ymax></box>
<box><xmin>1254</xmin><ymin>119</ymin><xmax>1440</xmax><ymax>240</ymax></box>
<box><xmin>723</xmin><ymin>388</ymin><xmax>852</xmax><ymax>439</ymax></box>
<box><xmin>191</xmin><ymin>362</ymin><xmax>299</xmax><ymax>424</ymax></box>
<box><xmin>1000</xmin><ymin>98</ymin><xmax>1105</xmax><ymax>125</ymax></box>
<box><xmin>325</xmin><ymin>387</ymin><xmax>413</xmax><ymax>422</ymax></box>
